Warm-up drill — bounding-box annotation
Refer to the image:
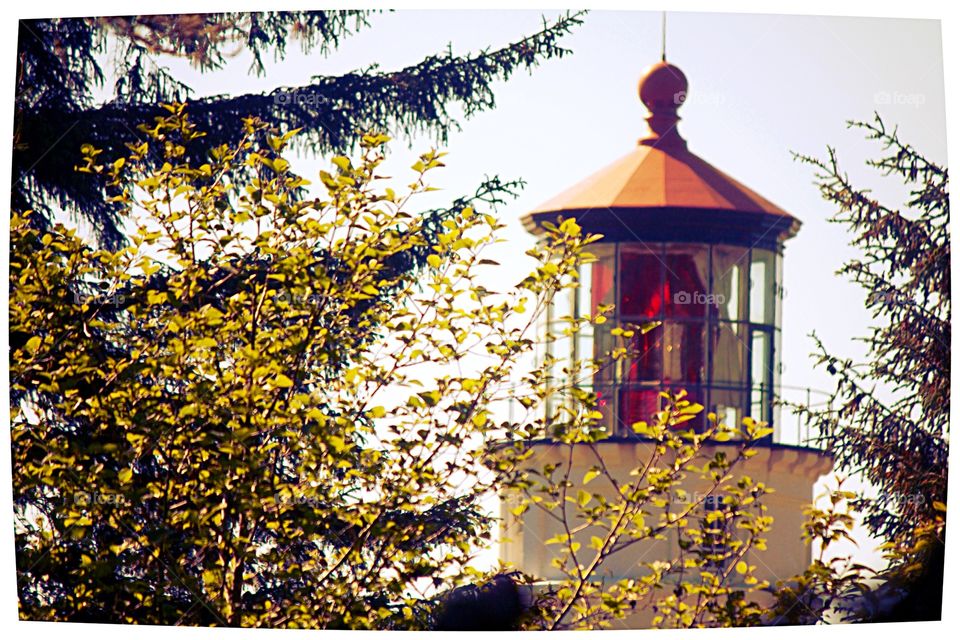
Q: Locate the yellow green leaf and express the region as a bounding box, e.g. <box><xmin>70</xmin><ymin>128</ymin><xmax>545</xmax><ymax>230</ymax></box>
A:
<box><xmin>24</xmin><ymin>336</ymin><xmax>42</xmax><ymax>354</ymax></box>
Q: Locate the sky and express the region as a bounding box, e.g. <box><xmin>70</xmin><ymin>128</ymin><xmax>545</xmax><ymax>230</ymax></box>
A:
<box><xmin>88</xmin><ymin>9</ymin><xmax>947</xmax><ymax>574</ymax></box>
<box><xmin>121</xmin><ymin>9</ymin><xmax>948</xmax><ymax>401</ymax></box>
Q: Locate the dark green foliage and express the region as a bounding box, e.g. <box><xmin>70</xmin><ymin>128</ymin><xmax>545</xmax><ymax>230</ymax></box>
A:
<box><xmin>794</xmin><ymin>115</ymin><xmax>949</xmax><ymax>621</ymax></box>
<box><xmin>14</xmin><ymin>11</ymin><xmax>584</xmax><ymax>248</ymax></box>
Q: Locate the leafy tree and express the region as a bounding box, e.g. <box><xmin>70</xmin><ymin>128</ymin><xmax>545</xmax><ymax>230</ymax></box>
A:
<box><xmin>500</xmin><ymin>396</ymin><xmax>777</xmax><ymax>630</ymax></box>
<box><xmin>10</xmin><ymin>104</ymin><xmax>591</xmax><ymax>626</ymax></box>
<box><xmin>787</xmin><ymin>116</ymin><xmax>949</xmax><ymax>622</ymax></box>
<box><xmin>12</xmin><ymin>106</ymin><xmax>777</xmax><ymax>629</ymax></box>
<box><xmin>14</xmin><ymin>10</ymin><xmax>585</xmax><ymax>248</ymax></box>
<box><xmin>764</xmin><ymin>479</ymin><xmax>873</xmax><ymax>625</ymax></box>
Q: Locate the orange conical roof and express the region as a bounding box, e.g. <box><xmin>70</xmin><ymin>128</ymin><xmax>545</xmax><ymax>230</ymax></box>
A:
<box><xmin>530</xmin><ymin>144</ymin><xmax>792</xmax><ymax>216</ymax></box>
<box><xmin>523</xmin><ymin>60</ymin><xmax>800</xmax><ymax>247</ymax></box>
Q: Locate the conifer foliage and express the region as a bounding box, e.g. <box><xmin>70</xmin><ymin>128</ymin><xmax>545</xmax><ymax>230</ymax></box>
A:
<box><xmin>14</xmin><ymin>11</ymin><xmax>585</xmax><ymax>247</ymax></box>
<box><xmin>794</xmin><ymin>116</ymin><xmax>949</xmax><ymax>621</ymax></box>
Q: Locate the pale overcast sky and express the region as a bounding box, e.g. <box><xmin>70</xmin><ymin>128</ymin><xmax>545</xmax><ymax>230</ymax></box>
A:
<box><xmin>87</xmin><ymin>9</ymin><xmax>946</xmax><ymax>571</ymax></box>
<box><xmin>112</xmin><ymin>9</ymin><xmax>946</xmax><ymax>403</ymax></box>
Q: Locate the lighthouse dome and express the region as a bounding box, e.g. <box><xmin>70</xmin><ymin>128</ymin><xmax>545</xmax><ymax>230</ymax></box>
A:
<box><xmin>522</xmin><ymin>60</ymin><xmax>799</xmax><ymax>249</ymax></box>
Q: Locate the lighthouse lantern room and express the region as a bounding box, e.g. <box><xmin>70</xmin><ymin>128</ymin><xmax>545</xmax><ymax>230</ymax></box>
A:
<box><xmin>523</xmin><ymin>60</ymin><xmax>799</xmax><ymax>440</ymax></box>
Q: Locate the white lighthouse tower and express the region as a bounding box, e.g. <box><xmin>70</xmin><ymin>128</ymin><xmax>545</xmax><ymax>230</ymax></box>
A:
<box><xmin>500</xmin><ymin>58</ymin><xmax>833</xmax><ymax>626</ymax></box>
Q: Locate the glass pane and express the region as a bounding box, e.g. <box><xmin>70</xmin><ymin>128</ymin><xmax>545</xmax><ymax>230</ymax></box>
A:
<box><xmin>772</xmin><ymin>328</ymin><xmax>783</xmax><ymax>433</ymax></box>
<box><xmin>711</xmin><ymin>246</ymin><xmax>749</xmax><ymax>320</ymax></box>
<box><xmin>663</xmin><ymin>321</ymin><xmax>706</xmax><ymax>385</ymax></box>
<box><xmin>710</xmin><ymin>321</ymin><xmax>748</xmax><ymax>384</ymax></box>
<box><xmin>750</xmin><ymin>330</ymin><xmax>772</xmax><ymax>391</ymax></box>
<box><xmin>589</xmin><ymin>244</ymin><xmax>616</xmax><ymax>316</ymax></box>
<box><xmin>591</xmin><ymin>326</ymin><xmax>617</xmax><ymax>383</ymax></box>
<box><xmin>664</xmin><ymin>244</ymin><xmax>710</xmax><ymax>319</ymax></box>
<box><xmin>750</xmin><ymin>330</ymin><xmax>772</xmax><ymax>423</ymax></box>
<box><xmin>594</xmin><ymin>386</ymin><xmax>616</xmax><ymax>432</ymax></box>
<box><xmin>774</xmin><ymin>251</ymin><xmax>784</xmax><ymax>329</ymax></box>
<box><xmin>548</xmin><ymin>334</ymin><xmax>573</xmax><ymax>387</ymax></box>
<box><xmin>749</xmin><ymin>249</ymin><xmax>776</xmax><ymax>325</ymax></box>
<box><xmin>578</xmin><ymin>261</ymin><xmax>592</xmax><ymax>318</ymax></box>
<box><xmin>619</xmin><ymin>387</ymin><xmax>661</xmax><ymax>430</ymax></box>
<box><xmin>620</xmin><ymin>244</ymin><xmax>664</xmax><ymax>318</ymax></box>
<box><xmin>751</xmin><ymin>388</ymin><xmax>771</xmax><ymax>426</ymax></box>
<box><xmin>711</xmin><ymin>387</ymin><xmax>747</xmax><ymax>431</ymax></box>
<box><xmin>624</xmin><ymin>323</ymin><xmax>662</xmax><ymax>382</ymax></box>
<box><xmin>576</xmin><ymin>327</ymin><xmax>595</xmax><ymax>364</ymax></box>
<box><xmin>587</xmin><ymin>385</ymin><xmax>614</xmax><ymax>434</ymax></box>
<box><xmin>551</xmin><ymin>286</ymin><xmax>574</xmax><ymax>324</ymax></box>
<box><xmin>663</xmin><ymin>385</ymin><xmax>707</xmax><ymax>431</ymax></box>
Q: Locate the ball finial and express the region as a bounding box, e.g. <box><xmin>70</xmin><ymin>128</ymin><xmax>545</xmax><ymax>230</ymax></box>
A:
<box><xmin>637</xmin><ymin>61</ymin><xmax>688</xmax><ymax>149</ymax></box>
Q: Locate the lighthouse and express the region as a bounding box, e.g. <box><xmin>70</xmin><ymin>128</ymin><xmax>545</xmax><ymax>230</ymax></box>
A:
<box><xmin>500</xmin><ymin>59</ymin><xmax>833</xmax><ymax>622</ymax></box>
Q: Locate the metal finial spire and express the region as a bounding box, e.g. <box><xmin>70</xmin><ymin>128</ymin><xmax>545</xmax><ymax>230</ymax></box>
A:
<box><xmin>661</xmin><ymin>12</ymin><xmax>667</xmax><ymax>61</ymax></box>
